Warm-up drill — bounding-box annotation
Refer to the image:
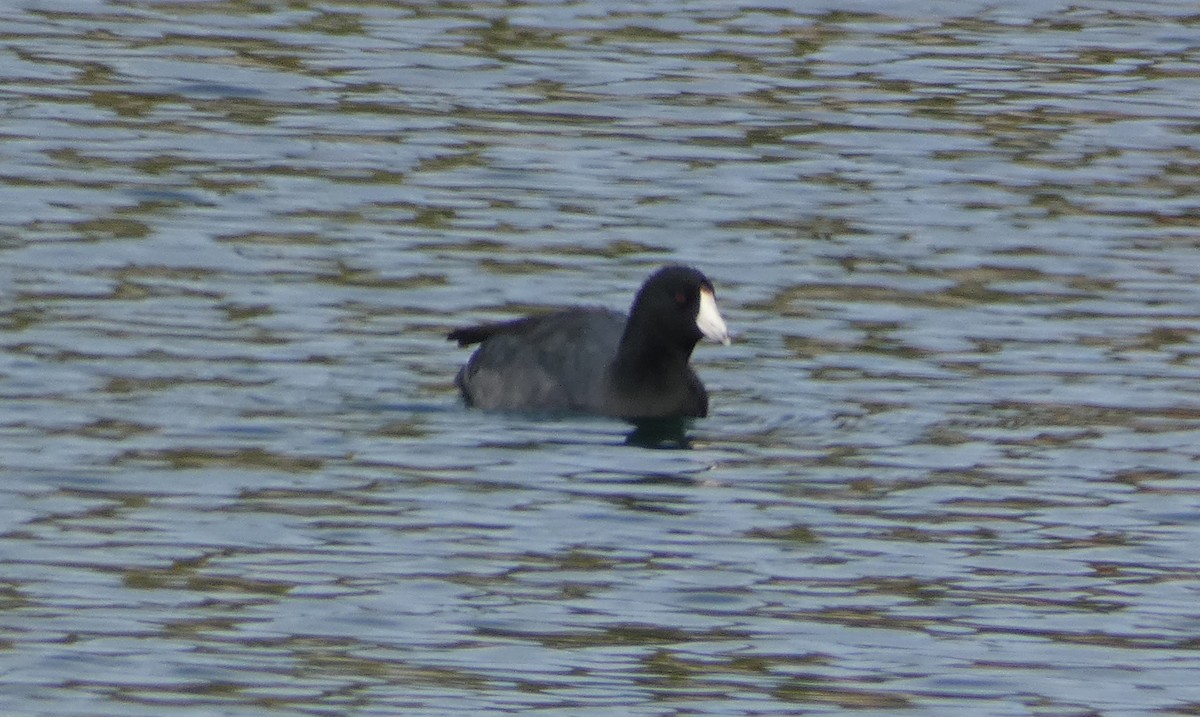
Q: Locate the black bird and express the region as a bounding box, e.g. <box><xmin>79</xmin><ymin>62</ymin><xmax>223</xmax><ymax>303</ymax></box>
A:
<box><xmin>448</xmin><ymin>265</ymin><xmax>730</xmax><ymax>421</ymax></box>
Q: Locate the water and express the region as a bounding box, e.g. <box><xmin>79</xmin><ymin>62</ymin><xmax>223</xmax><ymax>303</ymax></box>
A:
<box><xmin>2</xmin><ymin>1</ymin><xmax>1200</xmax><ymax>715</ymax></box>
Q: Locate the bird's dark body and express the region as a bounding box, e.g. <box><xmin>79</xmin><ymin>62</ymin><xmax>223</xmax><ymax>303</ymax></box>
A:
<box><xmin>448</xmin><ymin>266</ymin><xmax>724</xmax><ymax>421</ymax></box>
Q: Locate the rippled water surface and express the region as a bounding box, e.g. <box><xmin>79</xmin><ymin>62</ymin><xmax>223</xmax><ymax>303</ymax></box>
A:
<box><xmin>3</xmin><ymin>1</ymin><xmax>1200</xmax><ymax>715</ymax></box>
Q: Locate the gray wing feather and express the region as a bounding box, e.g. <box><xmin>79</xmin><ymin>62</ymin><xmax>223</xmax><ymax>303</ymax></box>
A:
<box><xmin>455</xmin><ymin>308</ymin><xmax>625</xmax><ymax>413</ymax></box>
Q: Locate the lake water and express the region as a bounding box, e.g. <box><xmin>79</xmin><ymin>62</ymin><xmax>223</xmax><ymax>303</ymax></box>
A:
<box><xmin>2</xmin><ymin>1</ymin><xmax>1199</xmax><ymax>715</ymax></box>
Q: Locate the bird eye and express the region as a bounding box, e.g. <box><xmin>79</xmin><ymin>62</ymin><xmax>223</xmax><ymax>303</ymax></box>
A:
<box><xmin>674</xmin><ymin>291</ymin><xmax>688</xmax><ymax>305</ymax></box>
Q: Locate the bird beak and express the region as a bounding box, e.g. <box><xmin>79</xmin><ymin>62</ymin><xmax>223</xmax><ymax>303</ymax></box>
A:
<box><xmin>696</xmin><ymin>288</ymin><xmax>731</xmax><ymax>346</ymax></box>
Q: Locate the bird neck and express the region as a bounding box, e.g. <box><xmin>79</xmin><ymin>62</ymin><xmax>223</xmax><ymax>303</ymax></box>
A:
<box><xmin>612</xmin><ymin>320</ymin><xmax>694</xmax><ymax>388</ymax></box>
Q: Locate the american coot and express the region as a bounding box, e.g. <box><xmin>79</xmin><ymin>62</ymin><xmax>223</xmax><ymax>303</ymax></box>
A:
<box><xmin>448</xmin><ymin>265</ymin><xmax>730</xmax><ymax>421</ymax></box>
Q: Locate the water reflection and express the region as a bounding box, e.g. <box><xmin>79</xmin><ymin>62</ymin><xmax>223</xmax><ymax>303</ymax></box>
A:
<box><xmin>3</xmin><ymin>0</ymin><xmax>1200</xmax><ymax>715</ymax></box>
<box><xmin>624</xmin><ymin>418</ymin><xmax>695</xmax><ymax>449</ymax></box>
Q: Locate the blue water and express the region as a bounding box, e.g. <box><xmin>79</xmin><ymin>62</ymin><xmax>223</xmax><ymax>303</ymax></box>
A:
<box><xmin>2</xmin><ymin>1</ymin><xmax>1200</xmax><ymax>715</ymax></box>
